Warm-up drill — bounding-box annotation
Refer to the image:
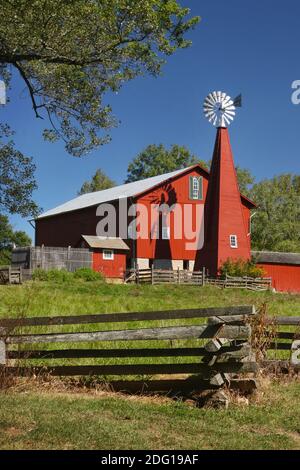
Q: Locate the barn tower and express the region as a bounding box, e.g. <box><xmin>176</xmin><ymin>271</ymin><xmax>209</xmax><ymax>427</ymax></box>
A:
<box><xmin>196</xmin><ymin>91</ymin><xmax>251</xmax><ymax>276</ymax></box>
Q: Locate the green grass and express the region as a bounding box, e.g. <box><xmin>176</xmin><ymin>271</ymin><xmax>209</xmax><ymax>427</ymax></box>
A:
<box><xmin>0</xmin><ymin>281</ymin><xmax>299</xmax><ymax>450</ymax></box>
<box><xmin>0</xmin><ymin>381</ymin><xmax>299</xmax><ymax>450</ymax></box>
<box><xmin>0</xmin><ymin>281</ymin><xmax>299</xmax><ymax>367</ymax></box>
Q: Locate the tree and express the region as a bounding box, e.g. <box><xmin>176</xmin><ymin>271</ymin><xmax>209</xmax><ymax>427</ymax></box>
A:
<box><xmin>78</xmin><ymin>169</ymin><xmax>115</xmax><ymax>195</ymax></box>
<box><xmin>126</xmin><ymin>144</ymin><xmax>205</xmax><ymax>182</ymax></box>
<box><xmin>0</xmin><ymin>124</ymin><xmax>38</xmax><ymax>217</ymax></box>
<box><xmin>0</xmin><ymin>1</ymin><xmax>199</xmax><ymax>157</ymax></box>
<box><xmin>235</xmin><ymin>166</ymin><xmax>255</xmax><ymax>197</ymax></box>
<box><xmin>0</xmin><ymin>215</ymin><xmax>31</xmax><ymax>265</ymax></box>
<box><xmin>250</xmin><ymin>174</ymin><xmax>300</xmax><ymax>252</ymax></box>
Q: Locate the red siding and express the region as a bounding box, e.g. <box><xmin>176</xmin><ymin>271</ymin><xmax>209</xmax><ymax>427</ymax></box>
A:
<box><xmin>92</xmin><ymin>250</ymin><xmax>126</xmax><ymax>279</ymax></box>
<box><xmin>135</xmin><ymin>168</ymin><xmax>208</xmax><ymax>261</ymax></box>
<box><xmin>257</xmin><ymin>263</ymin><xmax>300</xmax><ymax>293</ymax></box>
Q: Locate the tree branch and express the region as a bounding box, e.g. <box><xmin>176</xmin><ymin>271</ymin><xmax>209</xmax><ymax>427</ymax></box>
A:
<box><xmin>13</xmin><ymin>62</ymin><xmax>44</xmax><ymax>119</ymax></box>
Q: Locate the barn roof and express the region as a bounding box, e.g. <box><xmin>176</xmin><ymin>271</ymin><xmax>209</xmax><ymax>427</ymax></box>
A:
<box><xmin>252</xmin><ymin>251</ymin><xmax>300</xmax><ymax>266</ymax></box>
<box><xmin>82</xmin><ymin>235</ymin><xmax>130</xmax><ymax>251</ymax></box>
<box><xmin>37</xmin><ymin>164</ymin><xmax>256</xmax><ymax>220</ymax></box>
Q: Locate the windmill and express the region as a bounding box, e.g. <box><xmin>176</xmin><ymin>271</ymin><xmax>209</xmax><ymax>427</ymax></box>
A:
<box><xmin>203</xmin><ymin>91</ymin><xmax>242</xmax><ymax>128</ymax></box>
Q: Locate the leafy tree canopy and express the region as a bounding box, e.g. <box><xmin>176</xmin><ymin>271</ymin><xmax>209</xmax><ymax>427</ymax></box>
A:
<box><xmin>78</xmin><ymin>169</ymin><xmax>115</xmax><ymax>195</ymax></box>
<box><xmin>0</xmin><ymin>124</ymin><xmax>38</xmax><ymax>217</ymax></box>
<box><xmin>0</xmin><ymin>215</ymin><xmax>31</xmax><ymax>265</ymax></box>
<box><xmin>125</xmin><ymin>144</ymin><xmax>205</xmax><ymax>182</ymax></box>
<box><xmin>0</xmin><ymin>0</ymin><xmax>199</xmax><ymax>157</ymax></box>
<box><xmin>250</xmin><ymin>174</ymin><xmax>300</xmax><ymax>253</ymax></box>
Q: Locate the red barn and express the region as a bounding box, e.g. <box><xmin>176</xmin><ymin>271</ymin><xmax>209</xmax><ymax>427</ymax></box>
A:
<box><xmin>35</xmin><ymin>149</ymin><xmax>255</xmax><ymax>279</ymax></box>
<box><xmin>253</xmin><ymin>251</ymin><xmax>300</xmax><ymax>293</ymax></box>
<box><xmin>34</xmin><ymin>126</ymin><xmax>300</xmax><ymax>292</ymax></box>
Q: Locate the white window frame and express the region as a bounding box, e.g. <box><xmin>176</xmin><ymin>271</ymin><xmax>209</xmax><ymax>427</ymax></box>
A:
<box><xmin>192</xmin><ymin>177</ymin><xmax>199</xmax><ymax>200</ymax></box>
<box><xmin>162</xmin><ymin>226</ymin><xmax>170</xmax><ymax>240</ymax></box>
<box><xmin>230</xmin><ymin>235</ymin><xmax>238</xmax><ymax>248</ymax></box>
<box><xmin>103</xmin><ymin>249</ymin><xmax>114</xmax><ymax>260</ymax></box>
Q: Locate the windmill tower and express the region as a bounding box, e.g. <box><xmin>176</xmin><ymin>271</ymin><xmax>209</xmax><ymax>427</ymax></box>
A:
<box><xmin>196</xmin><ymin>91</ymin><xmax>251</xmax><ymax>276</ymax></box>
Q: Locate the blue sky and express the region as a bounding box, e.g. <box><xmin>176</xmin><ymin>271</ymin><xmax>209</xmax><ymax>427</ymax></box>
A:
<box><xmin>1</xmin><ymin>0</ymin><xmax>300</xmax><ymax>240</ymax></box>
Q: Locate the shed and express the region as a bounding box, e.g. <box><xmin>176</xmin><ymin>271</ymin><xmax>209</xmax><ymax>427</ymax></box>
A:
<box><xmin>252</xmin><ymin>251</ymin><xmax>300</xmax><ymax>293</ymax></box>
<box><xmin>80</xmin><ymin>235</ymin><xmax>130</xmax><ymax>279</ymax></box>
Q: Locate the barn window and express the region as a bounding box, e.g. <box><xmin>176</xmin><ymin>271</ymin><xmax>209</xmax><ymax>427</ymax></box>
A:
<box><xmin>189</xmin><ymin>176</ymin><xmax>203</xmax><ymax>200</ymax></box>
<box><xmin>162</xmin><ymin>227</ymin><xmax>170</xmax><ymax>240</ymax></box>
<box><xmin>103</xmin><ymin>249</ymin><xmax>114</xmax><ymax>260</ymax></box>
<box><xmin>230</xmin><ymin>235</ymin><xmax>238</xmax><ymax>248</ymax></box>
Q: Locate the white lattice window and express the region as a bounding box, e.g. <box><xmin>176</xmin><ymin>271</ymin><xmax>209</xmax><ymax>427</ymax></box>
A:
<box><xmin>103</xmin><ymin>249</ymin><xmax>114</xmax><ymax>260</ymax></box>
<box><xmin>230</xmin><ymin>235</ymin><xmax>238</xmax><ymax>248</ymax></box>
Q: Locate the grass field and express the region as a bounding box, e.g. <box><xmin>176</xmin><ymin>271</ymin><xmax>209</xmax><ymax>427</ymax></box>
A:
<box><xmin>0</xmin><ymin>380</ymin><xmax>299</xmax><ymax>450</ymax></box>
<box><xmin>0</xmin><ymin>280</ymin><xmax>299</xmax><ymax>450</ymax></box>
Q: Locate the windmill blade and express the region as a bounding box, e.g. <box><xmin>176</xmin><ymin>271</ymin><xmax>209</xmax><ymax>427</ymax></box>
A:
<box><xmin>233</xmin><ymin>94</ymin><xmax>242</xmax><ymax>108</ymax></box>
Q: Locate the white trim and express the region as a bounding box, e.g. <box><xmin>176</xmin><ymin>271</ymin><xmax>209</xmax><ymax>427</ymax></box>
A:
<box><xmin>103</xmin><ymin>249</ymin><xmax>114</xmax><ymax>260</ymax></box>
<box><xmin>230</xmin><ymin>235</ymin><xmax>238</xmax><ymax>248</ymax></box>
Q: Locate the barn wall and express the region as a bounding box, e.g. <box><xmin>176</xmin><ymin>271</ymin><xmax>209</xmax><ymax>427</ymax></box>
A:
<box><xmin>92</xmin><ymin>251</ymin><xmax>126</xmax><ymax>279</ymax></box>
<box><xmin>35</xmin><ymin>200</ymin><xmax>120</xmax><ymax>248</ymax></box>
<box><xmin>136</xmin><ymin>168</ymin><xmax>208</xmax><ymax>262</ymax></box>
<box><xmin>257</xmin><ymin>263</ymin><xmax>300</xmax><ymax>293</ymax></box>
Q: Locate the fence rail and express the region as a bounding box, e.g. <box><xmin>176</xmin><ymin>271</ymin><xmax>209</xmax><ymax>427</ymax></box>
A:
<box><xmin>125</xmin><ymin>268</ymin><xmax>271</xmax><ymax>290</ymax></box>
<box><xmin>0</xmin><ymin>305</ymin><xmax>257</xmax><ymax>391</ymax></box>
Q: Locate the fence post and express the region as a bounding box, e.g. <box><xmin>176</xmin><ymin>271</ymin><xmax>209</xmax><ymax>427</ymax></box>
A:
<box><xmin>41</xmin><ymin>244</ymin><xmax>45</xmax><ymax>269</ymax></box>
<box><xmin>136</xmin><ymin>265</ymin><xmax>139</xmax><ymax>284</ymax></box>
<box><xmin>8</xmin><ymin>266</ymin><xmax>11</xmax><ymax>284</ymax></box>
<box><xmin>202</xmin><ymin>267</ymin><xmax>206</xmax><ymax>286</ymax></box>
<box><xmin>177</xmin><ymin>267</ymin><xmax>180</xmax><ymax>284</ymax></box>
<box><xmin>0</xmin><ymin>340</ymin><xmax>6</xmax><ymax>365</ymax></box>
<box><xmin>67</xmin><ymin>246</ymin><xmax>71</xmax><ymax>272</ymax></box>
<box><xmin>151</xmin><ymin>265</ymin><xmax>154</xmax><ymax>285</ymax></box>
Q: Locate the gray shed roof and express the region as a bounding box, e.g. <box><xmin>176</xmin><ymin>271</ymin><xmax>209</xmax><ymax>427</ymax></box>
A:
<box><xmin>82</xmin><ymin>235</ymin><xmax>130</xmax><ymax>251</ymax></box>
<box><xmin>252</xmin><ymin>251</ymin><xmax>300</xmax><ymax>266</ymax></box>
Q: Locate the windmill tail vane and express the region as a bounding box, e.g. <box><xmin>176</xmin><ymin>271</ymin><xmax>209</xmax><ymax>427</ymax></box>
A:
<box><xmin>233</xmin><ymin>94</ymin><xmax>242</xmax><ymax>108</ymax></box>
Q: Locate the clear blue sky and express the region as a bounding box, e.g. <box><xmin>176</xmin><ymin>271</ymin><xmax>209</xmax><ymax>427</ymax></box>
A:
<box><xmin>1</xmin><ymin>0</ymin><xmax>300</xmax><ymax>240</ymax></box>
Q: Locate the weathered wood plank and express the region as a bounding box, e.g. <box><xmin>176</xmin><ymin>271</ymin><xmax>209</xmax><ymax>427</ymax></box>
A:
<box><xmin>7</xmin><ymin>344</ymin><xmax>251</xmax><ymax>359</ymax></box>
<box><xmin>266</xmin><ymin>316</ymin><xmax>300</xmax><ymax>326</ymax></box>
<box><xmin>0</xmin><ymin>306</ymin><xmax>255</xmax><ymax>328</ymax></box>
<box><xmin>5</xmin><ymin>361</ymin><xmax>258</xmax><ymax>376</ymax></box>
<box><xmin>0</xmin><ymin>340</ymin><xmax>6</xmax><ymax>365</ymax></box>
<box><xmin>6</xmin><ymin>324</ymin><xmax>251</xmax><ymax>345</ymax></box>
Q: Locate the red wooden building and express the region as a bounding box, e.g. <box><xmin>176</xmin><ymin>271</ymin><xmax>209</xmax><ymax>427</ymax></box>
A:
<box><xmin>35</xmin><ymin>134</ymin><xmax>255</xmax><ymax>279</ymax></box>
<box><xmin>34</xmin><ymin>127</ymin><xmax>300</xmax><ymax>292</ymax></box>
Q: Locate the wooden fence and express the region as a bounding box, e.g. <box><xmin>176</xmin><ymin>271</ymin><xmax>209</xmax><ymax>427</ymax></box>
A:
<box><xmin>11</xmin><ymin>246</ymin><xmax>92</xmax><ymax>272</ymax></box>
<box><xmin>125</xmin><ymin>268</ymin><xmax>271</xmax><ymax>291</ymax></box>
<box><xmin>126</xmin><ymin>268</ymin><xmax>205</xmax><ymax>285</ymax></box>
<box><xmin>0</xmin><ymin>305</ymin><xmax>258</xmax><ymax>392</ymax></box>
<box><xmin>0</xmin><ymin>266</ymin><xmax>22</xmax><ymax>285</ymax></box>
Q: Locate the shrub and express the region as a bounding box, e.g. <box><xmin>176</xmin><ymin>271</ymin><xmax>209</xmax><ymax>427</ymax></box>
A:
<box><xmin>32</xmin><ymin>268</ymin><xmax>48</xmax><ymax>281</ymax></box>
<box><xmin>219</xmin><ymin>258</ymin><xmax>265</xmax><ymax>279</ymax></box>
<box><xmin>73</xmin><ymin>267</ymin><xmax>104</xmax><ymax>282</ymax></box>
<box><xmin>32</xmin><ymin>268</ymin><xmax>73</xmax><ymax>282</ymax></box>
<box><xmin>46</xmin><ymin>269</ymin><xmax>73</xmax><ymax>282</ymax></box>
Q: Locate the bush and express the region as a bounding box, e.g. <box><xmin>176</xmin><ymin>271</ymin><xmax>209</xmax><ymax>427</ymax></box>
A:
<box><xmin>74</xmin><ymin>267</ymin><xmax>104</xmax><ymax>282</ymax></box>
<box><xmin>219</xmin><ymin>258</ymin><xmax>265</xmax><ymax>279</ymax></box>
<box><xmin>32</xmin><ymin>268</ymin><xmax>48</xmax><ymax>281</ymax></box>
<box><xmin>32</xmin><ymin>267</ymin><xmax>105</xmax><ymax>282</ymax></box>
<box><xmin>46</xmin><ymin>269</ymin><xmax>73</xmax><ymax>282</ymax></box>
<box><xmin>32</xmin><ymin>268</ymin><xmax>73</xmax><ymax>282</ymax></box>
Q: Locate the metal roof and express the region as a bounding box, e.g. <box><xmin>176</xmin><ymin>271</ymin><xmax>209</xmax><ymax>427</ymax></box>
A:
<box><xmin>36</xmin><ymin>164</ymin><xmax>256</xmax><ymax>220</ymax></box>
<box><xmin>252</xmin><ymin>251</ymin><xmax>300</xmax><ymax>266</ymax></box>
<box><xmin>37</xmin><ymin>167</ymin><xmax>190</xmax><ymax>219</ymax></box>
<box><xmin>82</xmin><ymin>235</ymin><xmax>130</xmax><ymax>251</ymax></box>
